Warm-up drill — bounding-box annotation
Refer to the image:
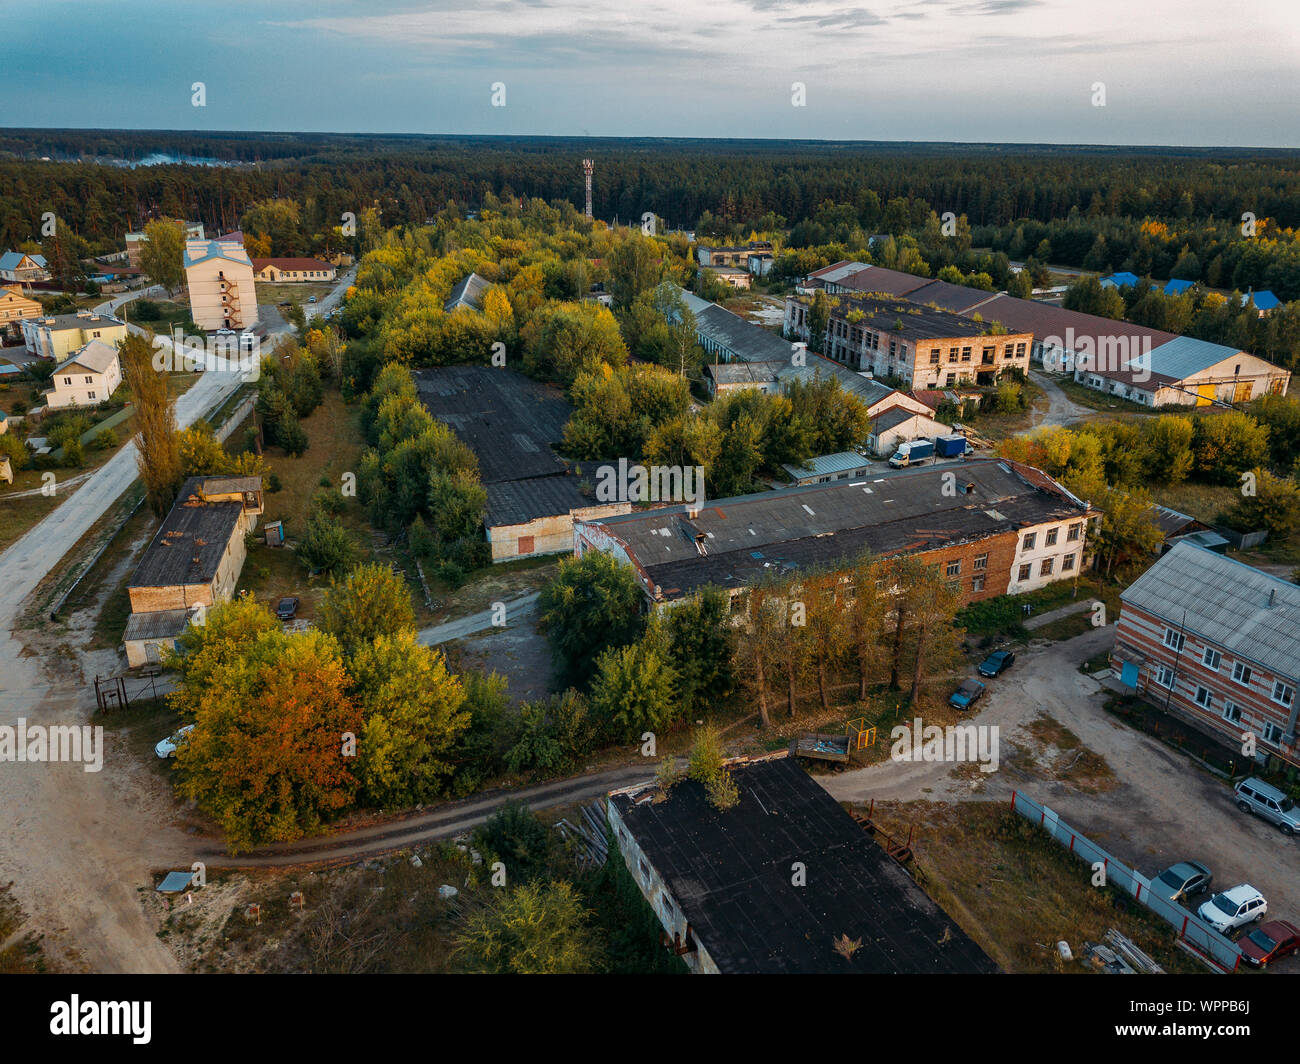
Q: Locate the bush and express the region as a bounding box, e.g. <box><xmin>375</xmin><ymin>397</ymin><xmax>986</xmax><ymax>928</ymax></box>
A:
<box><xmin>91</xmin><ymin>427</ymin><xmax>118</xmax><ymax>451</ymax></box>
<box><xmin>60</xmin><ymin>438</ymin><xmax>84</xmax><ymax>468</ymax></box>
<box><xmin>472</xmin><ymin>801</ymin><xmax>554</xmax><ymax>884</ymax></box>
<box><xmin>267</xmin><ymin>472</ymin><xmax>283</xmax><ymax>493</ymax></box>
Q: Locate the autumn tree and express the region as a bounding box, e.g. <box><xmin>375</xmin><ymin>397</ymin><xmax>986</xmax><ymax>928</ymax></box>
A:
<box><xmin>844</xmin><ymin>553</ymin><xmax>886</xmax><ymax>700</ymax></box>
<box><xmin>729</xmin><ymin>579</ymin><xmax>784</xmax><ymax>728</ymax></box>
<box><xmin>316</xmin><ymin>562</ymin><xmax>416</xmax><ymax>656</ymax></box>
<box><xmin>121</xmin><ymin>330</ymin><xmax>181</xmax><ymax>516</ymax></box>
<box><xmin>173</xmin><ymin>627</ymin><xmax>363</xmax><ymax>853</ymax></box>
<box><xmin>349</xmin><ymin>631</ymin><xmax>470</xmax><ymax>807</ymax></box>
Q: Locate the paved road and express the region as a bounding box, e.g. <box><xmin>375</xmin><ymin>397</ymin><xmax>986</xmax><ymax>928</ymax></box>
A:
<box><xmin>823</xmin><ymin>627</ymin><xmax>1300</xmax><ymax>964</ymax></box>
<box><xmin>417</xmin><ymin>592</ymin><xmax>540</xmax><ymax>647</ymax></box>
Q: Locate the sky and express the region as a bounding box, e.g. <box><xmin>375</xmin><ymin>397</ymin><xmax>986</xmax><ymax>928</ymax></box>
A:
<box><xmin>3</xmin><ymin>0</ymin><xmax>1298</xmax><ymax>147</ymax></box>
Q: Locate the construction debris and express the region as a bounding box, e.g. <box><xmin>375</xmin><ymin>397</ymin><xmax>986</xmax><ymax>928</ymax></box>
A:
<box><xmin>1104</xmin><ymin>928</ymin><xmax>1164</xmax><ymax>974</ymax></box>
<box><xmin>554</xmin><ymin>801</ymin><xmax>611</xmax><ymax>869</ymax></box>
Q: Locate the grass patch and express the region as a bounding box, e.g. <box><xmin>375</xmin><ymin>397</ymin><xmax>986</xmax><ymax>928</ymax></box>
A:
<box><xmin>864</xmin><ymin>801</ymin><xmax>1202</xmax><ymax>973</ymax></box>
<box><xmin>1054</xmin><ymin>376</ymin><xmax>1159</xmax><ymax>416</ymax></box>
<box><xmin>0</xmin><ymin>882</ymin><xmax>48</xmax><ymax>974</ymax></box>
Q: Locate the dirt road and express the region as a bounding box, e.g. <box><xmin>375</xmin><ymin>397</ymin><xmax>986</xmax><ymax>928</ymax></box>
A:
<box><xmin>1029</xmin><ymin>369</ymin><xmax>1092</xmax><ymax>428</ymax></box>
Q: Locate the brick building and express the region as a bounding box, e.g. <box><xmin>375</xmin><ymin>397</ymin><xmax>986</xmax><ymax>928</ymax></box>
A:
<box><xmin>574</xmin><ymin>458</ymin><xmax>1096</xmax><ymax>609</ymax></box>
<box><xmin>1111</xmin><ymin>543</ymin><xmax>1299</xmax><ymax>770</ymax></box>
<box><xmin>784</xmin><ymin>293</ymin><xmax>1032</xmax><ymax>389</ymax></box>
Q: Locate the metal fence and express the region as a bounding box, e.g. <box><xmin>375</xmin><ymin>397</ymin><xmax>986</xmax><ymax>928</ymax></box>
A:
<box><xmin>1011</xmin><ymin>790</ymin><xmax>1241</xmax><ymax>972</ymax></box>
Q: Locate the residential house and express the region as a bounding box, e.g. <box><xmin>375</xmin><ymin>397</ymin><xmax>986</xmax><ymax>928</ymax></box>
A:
<box><xmin>444</xmin><ymin>272</ymin><xmax>491</xmax><ymax>313</ymax></box>
<box><xmin>1111</xmin><ymin>543</ymin><xmax>1299</xmax><ymax>770</ymax></box>
<box><xmin>607</xmin><ymin>753</ymin><xmax>998</xmax><ymax>974</ymax></box>
<box><xmin>21</xmin><ymin>311</ymin><xmax>128</xmax><ymax>361</ymax></box>
<box><xmin>0</xmin><ymin>252</ymin><xmax>50</xmax><ymax>284</ymax></box>
<box><xmin>43</xmin><ymin>339</ymin><xmax>121</xmax><ymax>410</ymax></box>
<box><xmin>1241</xmin><ymin>289</ymin><xmax>1283</xmax><ymax>314</ymax></box>
<box><xmin>183</xmin><ymin>237</ymin><xmax>258</xmax><ymax>331</ymax></box>
<box><xmin>0</xmin><ymin>284</ymin><xmax>42</xmax><ymax>340</ymax></box>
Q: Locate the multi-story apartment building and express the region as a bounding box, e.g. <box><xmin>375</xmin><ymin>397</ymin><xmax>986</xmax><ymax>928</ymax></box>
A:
<box><xmin>1111</xmin><ymin>542</ymin><xmax>1299</xmax><ymax>770</ymax></box>
<box><xmin>784</xmin><ymin>294</ymin><xmax>1032</xmax><ymax>389</ymax></box>
<box><xmin>183</xmin><ymin>237</ymin><xmax>258</xmax><ymax>331</ymax></box>
<box><xmin>21</xmin><ymin>310</ymin><xmax>128</xmax><ymax>361</ymax></box>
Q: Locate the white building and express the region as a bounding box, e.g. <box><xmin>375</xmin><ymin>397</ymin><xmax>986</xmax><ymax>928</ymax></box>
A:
<box><xmin>183</xmin><ymin>238</ymin><xmax>258</xmax><ymax>332</ymax></box>
<box><xmin>44</xmin><ymin>339</ymin><xmax>122</xmax><ymax>410</ymax></box>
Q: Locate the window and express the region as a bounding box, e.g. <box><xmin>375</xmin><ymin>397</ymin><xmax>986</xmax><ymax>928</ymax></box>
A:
<box><xmin>1232</xmin><ymin>661</ymin><xmax>1253</xmax><ymax>686</ymax></box>
<box><xmin>1016</xmin><ymin>342</ymin><xmax>1026</xmax><ymax>356</ymax></box>
<box><xmin>1040</xmin><ymin>558</ymin><xmax>1053</xmax><ymax>576</ymax></box>
<box><xmin>1062</xmin><ymin>553</ymin><xmax>1076</xmax><ymax>571</ymax></box>
<box><xmin>1163</xmin><ymin>628</ymin><xmax>1185</xmax><ymax>652</ymax></box>
<box><xmin>83</xmin><ymin>375</ymin><xmax>93</xmax><ymax>384</ymax></box>
<box><xmin>946</xmin><ymin>559</ymin><xmax>961</xmax><ymax>577</ymax></box>
<box><xmin>1155</xmin><ymin>664</ymin><xmax>1176</xmax><ymax>688</ymax></box>
<box><xmin>1045</xmin><ymin>528</ymin><xmax>1059</xmax><ymax>547</ymax></box>
<box><xmin>1263</xmin><ymin>722</ymin><xmax>1283</xmax><ymax>745</ymax></box>
<box><xmin>947</xmin><ymin>349</ymin><xmax>958</xmax><ymax>363</ymax></box>
<box><xmin>930</xmin><ymin>350</ymin><xmax>940</xmax><ymax>364</ymax></box>
<box><xmin>1222</xmin><ymin>701</ymin><xmax>1242</xmax><ymax>724</ymax></box>
<box><xmin>87</xmin><ymin>391</ymin><xmax>96</xmax><ymax>400</ymax></box>
<box><xmin>63</xmin><ymin>377</ymin><xmax>72</xmax><ymax>385</ymax></box>
<box><xmin>961</xmin><ymin>346</ymin><xmax>971</xmax><ymax>361</ymax></box>
<box><xmin>1273</xmin><ymin>680</ymin><xmax>1295</xmax><ymax>707</ymax></box>
<box><xmin>1202</xmin><ymin>647</ymin><xmax>1221</xmax><ymax>670</ymax></box>
<box><xmin>973</xmin><ymin>553</ymin><xmax>988</xmax><ymax>571</ymax></box>
<box><xmin>1194</xmin><ymin>686</ymin><xmax>1213</xmax><ymax>708</ymax></box>
<box><xmin>1022</xmin><ymin>532</ymin><xmax>1037</xmax><ymax>551</ymax></box>
<box><xmin>1067</xmin><ymin>522</ymin><xmax>1082</xmax><ymax>542</ymax></box>
<box><xmin>1018</xmin><ymin>563</ymin><xmax>1031</xmax><ymax>581</ymax></box>
<box><xmin>971</xmin><ymin>574</ymin><xmax>986</xmax><ymax>592</ymax></box>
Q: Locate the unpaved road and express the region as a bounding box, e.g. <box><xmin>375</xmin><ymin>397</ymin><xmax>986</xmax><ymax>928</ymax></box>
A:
<box><xmin>1029</xmin><ymin>368</ymin><xmax>1092</xmax><ymax>428</ymax></box>
<box><xmin>823</xmin><ymin>627</ymin><xmax>1300</xmax><ymax>954</ymax></box>
<box><xmin>417</xmin><ymin>592</ymin><xmax>539</xmax><ymax>647</ymax></box>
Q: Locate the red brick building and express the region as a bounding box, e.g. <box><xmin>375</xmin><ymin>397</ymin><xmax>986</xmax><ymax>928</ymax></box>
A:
<box><xmin>1111</xmin><ymin>543</ymin><xmax>1300</xmax><ymax>771</ymax></box>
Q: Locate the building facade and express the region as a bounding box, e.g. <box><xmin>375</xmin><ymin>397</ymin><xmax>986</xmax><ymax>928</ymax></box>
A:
<box><xmin>0</xmin><ymin>252</ymin><xmax>50</xmax><ymax>283</ymax></box>
<box><xmin>21</xmin><ymin>311</ymin><xmax>127</xmax><ymax>361</ymax></box>
<box><xmin>183</xmin><ymin>238</ymin><xmax>258</xmax><ymax>331</ymax></box>
<box><xmin>1111</xmin><ymin>543</ymin><xmax>1299</xmax><ymax>770</ymax></box>
<box><xmin>0</xmin><ymin>284</ymin><xmax>42</xmax><ymax>339</ymax></box>
<box><xmin>251</xmin><ymin>258</ymin><xmax>337</xmax><ymax>283</ymax></box>
<box><xmin>44</xmin><ymin>340</ymin><xmax>122</xmax><ymax>410</ymax></box>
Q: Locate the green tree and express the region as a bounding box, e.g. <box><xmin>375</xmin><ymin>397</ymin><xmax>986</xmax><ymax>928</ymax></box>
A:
<box><xmin>505</xmin><ymin>689</ymin><xmax>596</xmax><ymax>780</ymax></box>
<box><xmin>121</xmin><ymin>330</ymin><xmax>181</xmax><ymax>517</ymax></box>
<box><xmin>295</xmin><ymin>507</ymin><xmax>359</xmax><ymax>578</ymax></box>
<box><xmin>454</xmin><ymin>881</ymin><xmax>602</xmax><ymax>974</ymax></box>
<box><xmin>473</xmin><ymin>801</ymin><xmax>555</xmax><ymax>884</ymax></box>
<box><xmin>1221</xmin><ymin>468</ymin><xmax>1300</xmax><ymax>538</ymax></box>
<box><xmin>661</xmin><ymin>586</ymin><xmax>735</xmax><ymax>717</ymax></box>
<box><xmin>588</xmin><ymin>625</ymin><xmax>680</xmax><ymax>740</ymax></box>
<box><xmin>350</xmin><ymin>631</ymin><xmax>469</xmax><ymax>807</ymax></box>
<box><xmin>1192</xmin><ymin>411</ymin><xmax>1270</xmax><ymax>485</ymax></box>
<box><xmin>537</xmin><ymin>551</ymin><xmax>645</xmax><ymax>687</ymax></box>
<box><xmin>139</xmin><ymin>219</ymin><xmax>185</xmax><ymax>294</ymax></box>
<box><xmin>317</xmin><ymin>562</ymin><xmax>416</xmax><ymax>654</ymax></box>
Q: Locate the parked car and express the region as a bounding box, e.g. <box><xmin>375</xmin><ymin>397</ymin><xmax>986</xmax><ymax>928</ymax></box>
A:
<box><xmin>154</xmin><ymin>724</ymin><xmax>195</xmax><ymax>759</ymax></box>
<box><xmin>1152</xmin><ymin>860</ymin><xmax>1213</xmax><ymax>902</ymax></box>
<box><xmin>1197</xmin><ymin>885</ymin><xmax>1267</xmax><ymax>934</ymax></box>
<box><xmin>977</xmin><ymin>649</ymin><xmax>1016</xmax><ymax>678</ymax></box>
<box><xmin>1234</xmin><ymin>777</ymin><xmax>1300</xmax><ymax>836</ymax></box>
<box><xmin>307</xmin><ymin>295</ymin><xmax>318</xmax><ymax>303</ymax></box>
<box><xmin>276</xmin><ymin>596</ymin><xmax>300</xmax><ymax>621</ymax></box>
<box><xmin>1239</xmin><ymin>920</ymin><xmax>1300</xmax><ymax>968</ymax></box>
<box><xmin>949</xmin><ymin>678</ymin><xmax>986</xmax><ymax>710</ymax></box>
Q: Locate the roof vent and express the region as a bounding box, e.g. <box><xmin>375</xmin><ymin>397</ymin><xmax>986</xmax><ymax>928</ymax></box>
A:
<box><xmin>1268</xmin><ymin>588</ymin><xmax>1276</xmax><ymax>609</ymax></box>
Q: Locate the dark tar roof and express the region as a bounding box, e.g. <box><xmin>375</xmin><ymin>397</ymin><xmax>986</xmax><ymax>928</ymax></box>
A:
<box><xmin>609</xmin><ymin>756</ymin><xmax>998</xmax><ymax>974</ymax></box>
<box><xmin>485</xmin><ymin>474</ymin><xmax>594</xmax><ymax>528</ymax></box>
<box><xmin>415</xmin><ymin>365</ymin><xmax>570</xmax><ymax>485</ymax></box>
<box><xmin>128</xmin><ymin>477</ymin><xmax>247</xmax><ymax>591</ymax></box>
<box><xmin>583</xmin><ymin>458</ymin><xmax>1088</xmax><ymax>601</ymax></box>
<box><xmin>826</xmin><ymin>295</ymin><xmax>1025</xmax><ymax>345</ymax></box>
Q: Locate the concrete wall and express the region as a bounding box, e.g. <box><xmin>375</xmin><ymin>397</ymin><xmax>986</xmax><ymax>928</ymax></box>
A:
<box><xmin>1005</xmin><ymin>516</ymin><xmax>1090</xmax><ymax>594</ymax></box>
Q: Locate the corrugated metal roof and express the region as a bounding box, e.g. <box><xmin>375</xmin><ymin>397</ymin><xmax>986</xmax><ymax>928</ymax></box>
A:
<box><xmin>781</xmin><ymin>451</ymin><xmax>873</xmax><ymax>480</ymax></box>
<box><xmin>123</xmin><ymin>608</ymin><xmax>194</xmax><ymax>642</ymax></box>
<box><xmin>1119</xmin><ymin>541</ymin><xmax>1300</xmax><ymax>680</ymax></box>
<box><xmin>1127</xmin><ymin>335</ymin><xmax>1241</xmax><ymax>381</ymax></box>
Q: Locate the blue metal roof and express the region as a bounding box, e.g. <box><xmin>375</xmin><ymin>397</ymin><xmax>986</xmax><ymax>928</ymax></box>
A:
<box><xmin>1100</xmin><ymin>272</ymin><xmax>1140</xmax><ymax>289</ymax></box>
<box><xmin>782</xmin><ymin>451</ymin><xmax>873</xmax><ymax>480</ymax></box>
<box><xmin>0</xmin><ymin>251</ymin><xmax>46</xmax><ymax>270</ymax></box>
<box><xmin>1243</xmin><ymin>289</ymin><xmax>1282</xmax><ymax>310</ymax></box>
<box><xmin>1163</xmin><ymin>278</ymin><xmax>1195</xmax><ymax>295</ymax></box>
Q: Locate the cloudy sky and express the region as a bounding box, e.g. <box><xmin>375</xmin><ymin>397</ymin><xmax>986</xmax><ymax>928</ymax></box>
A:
<box><xmin>5</xmin><ymin>0</ymin><xmax>1298</xmax><ymax>145</ymax></box>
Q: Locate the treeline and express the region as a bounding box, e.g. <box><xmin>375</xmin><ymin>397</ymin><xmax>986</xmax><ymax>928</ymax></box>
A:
<box><xmin>5</xmin><ymin>130</ymin><xmax>1300</xmax><ymax>262</ymax></box>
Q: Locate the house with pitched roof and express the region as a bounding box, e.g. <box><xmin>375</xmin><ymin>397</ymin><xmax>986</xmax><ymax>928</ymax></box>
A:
<box><xmin>251</xmin><ymin>258</ymin><xmax>337</xmax><ymax>283</ymax></box>
<box><xmin>183</xmin><ymin>237</ymin><xmax>258</xmax><ymax>331</ymax></box>
<box><xmin>43</xmin><ymin>339</ymin><xmax>122</xmax><ymax>409</ymax></box>
<box><xmin>444</xmin><ymin>272</ymin><xmax>491</xmax><ymax>313</ymax></box>
<box><xmin>0</xmin><ymin>285</ymin><xmax>42</xmax><ymax>340</ymax></box>
<box><xmin>0</xmin><ymin>252</ymin><xmax>50</xmax><ymax>284</ymax></box>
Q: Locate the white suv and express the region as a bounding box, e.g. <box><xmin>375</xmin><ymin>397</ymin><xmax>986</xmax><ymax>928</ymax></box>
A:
<box><xmin>1197</xmin><ymin>885</ymin><xmax>1267</xmax><ymax>934</ymax></box>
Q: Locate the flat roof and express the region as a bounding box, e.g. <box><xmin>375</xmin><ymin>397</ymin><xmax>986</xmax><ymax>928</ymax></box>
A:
<box><xmin>583</xmin><ymin>458</ymin><xmax>1088</xmax><ymax>601</ymax></box>
<box><xmin>415</xmin><ymin>365</ymin><xmax>570</xmax><ymax>485</ymax></box>
<box><xmin>609</xmin><ymin>755</ymin><xmax>998</xmax><ymax>974</ymax></box>
<box><xmin>484</xmin><ymin>474</ymin><xmax>593</xmax><ymax>527</ymax></box>
<box><xmin>128</xmin><ymin>478</ymin><xmax>250</xmax><ymax>590</ymax></box>
<box><xmin>827</xmin><ymin>294</ymin><xmax>1021</xmax><ymax>345</ymax></box>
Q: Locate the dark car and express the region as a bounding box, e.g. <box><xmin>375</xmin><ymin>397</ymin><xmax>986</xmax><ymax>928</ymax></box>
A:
<box><xmin>1153</xmin><ymin>860</ymin><xmax>1213</xmax><ymax>902</ymax></box>
<box><xmin>949</xmin><ymin>678</ymin><xmax>986</xmax><ymax>711</ymax></box>
<box><xmin>1239</xmin><ymin>920</ymin><xmax>1300</xmax><ymax>969</ymax></box>
<box><xmin>978</xmin><ymin>650</ymin><xmax>1016</xmax><ymax>678</ymax></box>
<box><xmin>276</xmin><ymin>596</ymin><xmax>300</xmax><ymax>621</ymax></box>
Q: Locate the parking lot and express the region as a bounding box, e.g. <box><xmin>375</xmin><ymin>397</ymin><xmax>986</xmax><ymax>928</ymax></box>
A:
<box><xmin>824</xmin><ymin>624</ymin><xmax>1300</xmax><ymax>973</ymax></box>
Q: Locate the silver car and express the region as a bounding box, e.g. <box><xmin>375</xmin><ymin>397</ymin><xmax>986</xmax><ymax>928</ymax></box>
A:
<box><xmin>1235</xmin><ymin>778</ymin><xmax>1300</xmax><ymax>836</ymax></box>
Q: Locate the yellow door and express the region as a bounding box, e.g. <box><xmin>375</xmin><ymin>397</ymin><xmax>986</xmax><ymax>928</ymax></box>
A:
<box><xmin>1234</xmin><ymin>382</ymin><xmax>1253</xmax><ymax>403</ymax></box>
<box><xmin>1196</xmin><ymin>383</ymin><xmax>1214</xmax><ymax>406</ymax></box>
